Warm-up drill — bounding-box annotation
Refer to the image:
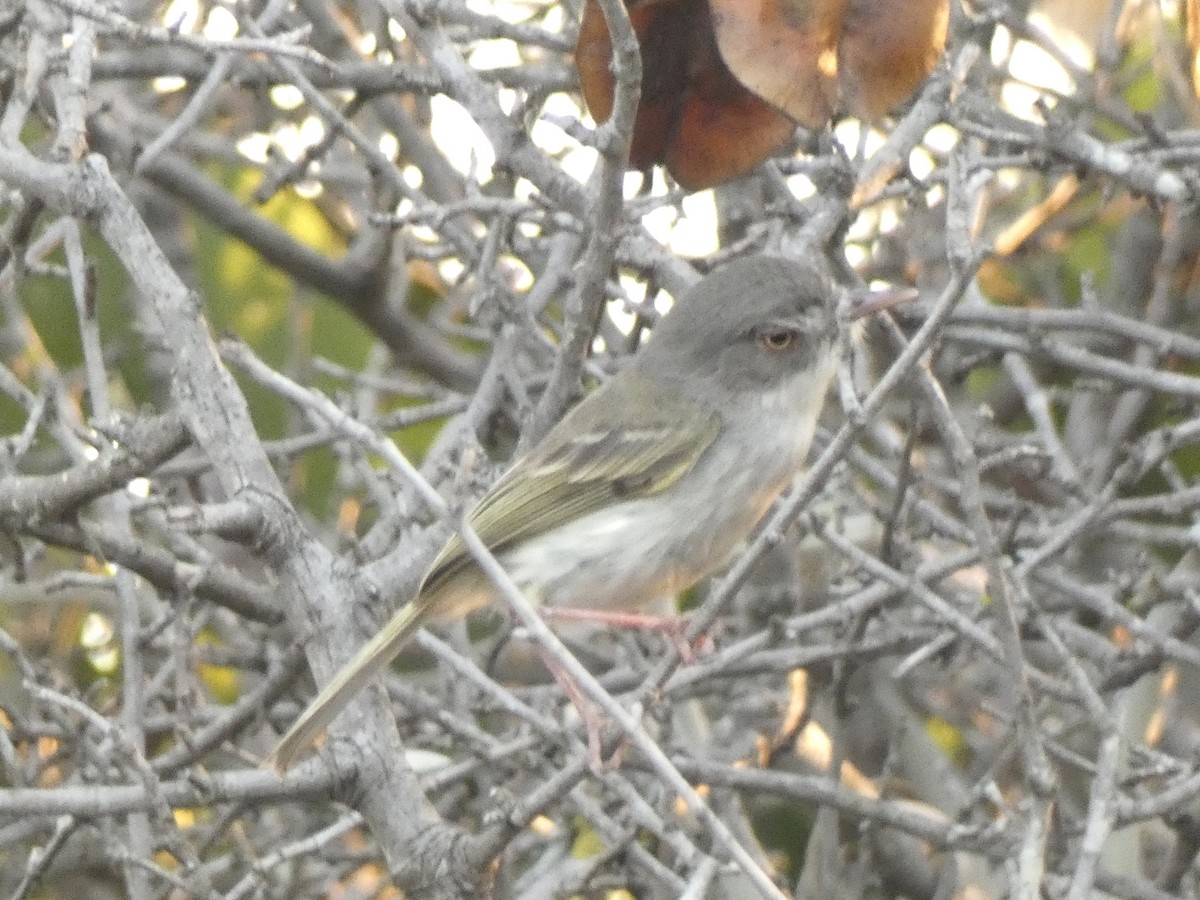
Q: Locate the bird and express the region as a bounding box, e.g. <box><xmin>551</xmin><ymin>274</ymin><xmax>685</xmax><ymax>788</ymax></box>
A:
<box><xmin>268</xmin><ymin>254</ymin><xmax>909</xmax><ymax>771</ymax></box>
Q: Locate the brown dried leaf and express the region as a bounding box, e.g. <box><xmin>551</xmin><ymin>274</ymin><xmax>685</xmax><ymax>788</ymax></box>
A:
<box><xmin>577</xmin><ymin>0</ymin><xmax>796</xmax><ymax>189</ymax></box>
<box><xmin>709</xmin><ymin>0</ymin><xmax>847</xmax><ymax>127</ymax></box>
<box><xmin>836</xmin><ymin>0</ymin><xmax>950</xmax><ymax>119</ymax></box>
<box><xmin>575</xmin><ymin>0</ymin><xmax>948</xmax><ymax>189</ymax></box>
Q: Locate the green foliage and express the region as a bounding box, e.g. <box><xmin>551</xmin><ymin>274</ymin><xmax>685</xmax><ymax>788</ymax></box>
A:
<box><xmin>1120</xmin><ymin>34</ymin><xmax>1163</xmax><ymax>113</ymax></box>
<box><xmin>924</xmin><ymin>714</ymin><xmax>970</xmax><ymax>766</ymax></box>
<box><xmin>190</xmin><ymin>162</ymin><xmax>391</xmax><ymax>518</ymax></box>
<box><xmin>754</xmin><ymin>800</ymin><xmax>816</xmax><ymax>882</ymax></box>
<box><xmin>1060</xmin><ymin>205</ymin><xmax>1115</xmax><ymax>298</ymax></box>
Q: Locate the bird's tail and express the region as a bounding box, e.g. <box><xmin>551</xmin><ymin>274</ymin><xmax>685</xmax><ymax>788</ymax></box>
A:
<box><xmin>266</xmin><ymin>599</ymin><xmax>427</xmax><ymax>772</ymax></box>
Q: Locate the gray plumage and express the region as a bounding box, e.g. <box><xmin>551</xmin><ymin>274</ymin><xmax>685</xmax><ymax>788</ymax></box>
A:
<box><xmin>269</xmin><ymin>255</ymin><xmax>844</xmax><ymax>771</ymax></box>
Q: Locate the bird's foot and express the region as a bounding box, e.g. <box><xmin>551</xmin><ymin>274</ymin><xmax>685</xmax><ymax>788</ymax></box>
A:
<box><xmin>542</xmin><ymin>607</ymin><xmax>714</xmax><ymax>663</ymax></box>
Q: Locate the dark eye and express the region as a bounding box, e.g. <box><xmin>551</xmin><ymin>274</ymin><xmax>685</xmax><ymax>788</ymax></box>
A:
<box><xmin>757</xmin><ymin>328</ymin><xmax>798</xmax><ymax>352</ymax></box>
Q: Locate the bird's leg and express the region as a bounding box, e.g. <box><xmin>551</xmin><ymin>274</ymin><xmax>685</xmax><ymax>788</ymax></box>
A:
<box><xmin>541</xmin><ymin>607</ymin><xmax>715</xmax><ymax>662</ymax></box>
<box><xmin>535</xmin><ymin>650</ymin><xmax>625</xmax><ymax>772</ymax></box>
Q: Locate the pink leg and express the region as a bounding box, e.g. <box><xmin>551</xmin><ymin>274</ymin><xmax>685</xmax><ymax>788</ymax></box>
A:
<box><xmin>537</xmin><ymin>651</ymin><xmax>623</xmax><ymax>772</ymax></box>
<box><xmin>542</xmin><ymin>607</ymin><xmax>715</xmax><ymax>662</ymax></box>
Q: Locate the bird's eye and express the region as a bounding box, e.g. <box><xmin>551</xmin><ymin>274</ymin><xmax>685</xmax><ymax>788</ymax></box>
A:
<box><xmin>757</xmin><ymin>328</ymin><xmax>798</xmax><ymax>352</ymax></box>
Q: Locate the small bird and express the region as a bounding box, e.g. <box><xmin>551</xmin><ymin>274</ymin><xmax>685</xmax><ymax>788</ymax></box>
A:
<box><xmin>269</xmin><ymin>255</ymin><xmax>910</xmax><ymax>771</ymax></box>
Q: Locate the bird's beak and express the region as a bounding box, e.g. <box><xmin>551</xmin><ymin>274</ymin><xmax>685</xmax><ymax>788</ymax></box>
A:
<box><xmin>844</xmin><ymin>284</ymin><xmax>919</xmax><ymax>320</ymax></box>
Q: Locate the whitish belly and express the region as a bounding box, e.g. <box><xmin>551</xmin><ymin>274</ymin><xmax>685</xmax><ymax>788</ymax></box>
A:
<box><xmin>498</xmin><ymin>484</ymin><xmax>774</xmax><ymax>611</ymax></box>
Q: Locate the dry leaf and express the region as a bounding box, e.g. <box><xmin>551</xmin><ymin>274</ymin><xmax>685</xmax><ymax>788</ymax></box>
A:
<box><xmin>576</xmin><ymin>0</ymin><xmax>949</xmax><ymax>188</ymax></box>
<box><xmin>577</xmin><ymin>0</ymin><xmax>795</xmax><ymax>188</ymax></box>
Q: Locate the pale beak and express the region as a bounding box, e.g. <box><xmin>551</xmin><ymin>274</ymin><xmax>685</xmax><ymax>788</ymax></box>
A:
<box><xmin>844</xmin><ymin>284</ymin><xmax>919</xmax><ymax>320</ymax></box>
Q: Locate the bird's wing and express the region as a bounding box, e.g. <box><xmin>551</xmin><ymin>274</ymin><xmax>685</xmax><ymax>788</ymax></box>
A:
<box><xmin>420</xmin><ymin>373</ymin><xmax>720</xmax><ymax>598</ymax></box>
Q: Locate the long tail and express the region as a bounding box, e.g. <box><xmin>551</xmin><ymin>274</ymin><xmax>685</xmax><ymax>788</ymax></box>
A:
<box><xmin>267</xmin><ymin>599</ymin><xmax>427</xmax><ymax>772</ymax></box>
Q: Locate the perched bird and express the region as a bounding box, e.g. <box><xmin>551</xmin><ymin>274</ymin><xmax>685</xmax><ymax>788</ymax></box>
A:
<box><xmin>269</xmin><ymin>255</ymin><xmax>909</xmax><ymax>771</ymax></box>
